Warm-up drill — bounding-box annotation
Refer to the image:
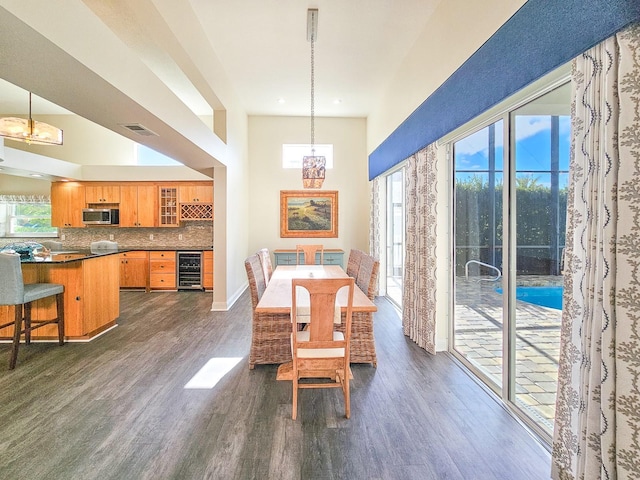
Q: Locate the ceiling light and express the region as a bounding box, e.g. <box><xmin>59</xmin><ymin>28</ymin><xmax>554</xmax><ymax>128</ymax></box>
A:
<box><xmin>30</xmin><ymin>174</ymin><xmax>43</xmax><ymax>177</ymax></box>
<box><xmin>0</xmin><ymin>92</ymin><xmax>63</xmax><ymax>145</ymax></box>
<box><xmin>277</xmin><ymin>98</ymin><xmax>285</xmax><ymax>104</ymax></box>
<box><xmin>333</xmin><ymin>99</ymin><xmax>342</xmax><ymax>105</ymax></box>
<box><xmin>302</xmin><ymin>8</ymin><xmax>326</xmax><ymax>189</ymax></box>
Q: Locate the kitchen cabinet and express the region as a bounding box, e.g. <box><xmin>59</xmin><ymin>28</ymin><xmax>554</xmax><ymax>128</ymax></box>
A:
<box><xmin>203</xmin><ymin>250</ymin><xmax>214</xmax><ymax>290</ymax></box>
<box><xmin>119</xmin><ymin>251</ymin><xmax>149</xmax><ymax>289</ymax></box>
<box><xmin>158</xmin><ymin>186</ymin><xmax>179</xmax><ymax>227</ymax></box>
<box><xmin>179</xmin><ymin>184</ymin><xmax>213</xmax><ymax>204</ymax></box>
<box><xmin>85</xmin><ymin>184</ymin><xmax>120</xmax><ymax>204</ymax></box>
<box><xmin>273</xmin><ymin>249</ymin><xmax>344</xmax><ymax>268</ymax></box>
<box><xmin>0</xmin><ymin>254</ymin><xmax>120</xmax><ymax>340</ymax></box>
<box><xmin>51</xmin><ymin>182</ymin><xmax>86</xmax><ymax>227</ymax></box>
<box><xmin>120</xmin><ymin>185</ymin><xmax>157</xmax><ymax>227</ymax></box>
<box><xmin>149</xmin><ymin>251</ymin><xmax>176</xmax><ymax>289</ymax></box>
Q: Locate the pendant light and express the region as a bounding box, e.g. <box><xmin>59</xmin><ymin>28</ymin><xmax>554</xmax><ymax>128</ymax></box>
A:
<box><xmin>302</xmin><ymin>8</ymin><xmax>326</xmax><ymax>189</ymax></box>
<box><xmin>0</xmin><ymin>92</ymin><xmax>63</xmax><ymax>146</ymax></box>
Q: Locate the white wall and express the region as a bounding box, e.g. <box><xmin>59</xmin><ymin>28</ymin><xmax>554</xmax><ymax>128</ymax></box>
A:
<box><xmin>248</xmin><ymin>116</ymin><xmax>369</xmax><ymax>257</ymax></box>
<box><xmin>367</xmin><ymin>0</ymin><xmax>527</xmax><ymax>155</ymax></box>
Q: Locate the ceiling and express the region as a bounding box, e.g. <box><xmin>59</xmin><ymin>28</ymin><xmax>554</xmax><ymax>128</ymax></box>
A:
<box><xmin>0</xmin><ymin>0</ymin><xmax>442</xmax><ymax>174</ymax></box>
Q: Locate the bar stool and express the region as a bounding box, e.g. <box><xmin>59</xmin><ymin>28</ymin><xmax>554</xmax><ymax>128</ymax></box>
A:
<box><xmin>0</xmin><ymin>252</ymin><xmax>65</xmax><ymax>369</ymax></box>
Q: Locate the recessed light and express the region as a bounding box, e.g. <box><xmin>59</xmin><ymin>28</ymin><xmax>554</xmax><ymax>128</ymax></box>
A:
<box><xmin>277</xmin><ymin>98</ymin><xmax>285</xmax><ymax>104</ymax></box>
<box><xmin>333</xmin><ymin>99</ymin><xmax>342</xmax><ymax>105</ymax></box>
<box><xmin>30</xmin><ymin>174</ymin><xmax>43</xmax><ymax>177</ymax></box>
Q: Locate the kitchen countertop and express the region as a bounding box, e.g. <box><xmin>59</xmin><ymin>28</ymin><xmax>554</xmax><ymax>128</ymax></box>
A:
<box><xmin>19</xmin><ymin>246</ymin><xmax>214</xmax><ymax>263</ymax></box>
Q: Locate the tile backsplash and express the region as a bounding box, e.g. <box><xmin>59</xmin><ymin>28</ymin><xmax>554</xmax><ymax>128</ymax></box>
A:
<box><xmin>2</xmin><ymin>221</ymin><xmax>213</xmax><ymax>249</ymax></box>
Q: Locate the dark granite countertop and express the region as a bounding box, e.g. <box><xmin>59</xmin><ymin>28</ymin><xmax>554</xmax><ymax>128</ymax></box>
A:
<box><xmin>18</xmin><ymin>246</ymin><xmax>213</xmax><ymax>263</ymax></box>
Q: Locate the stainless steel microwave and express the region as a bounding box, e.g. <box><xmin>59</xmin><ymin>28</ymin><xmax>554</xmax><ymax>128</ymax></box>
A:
<box><xmin>82</xmin><ymin>208</ymin><xmax>119</xmax><ymax>225</ymax></box>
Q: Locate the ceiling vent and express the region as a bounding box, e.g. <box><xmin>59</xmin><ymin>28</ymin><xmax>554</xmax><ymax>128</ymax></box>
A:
<box><xmin>119</xmin><ymin>123</ymin><xmax>158</xmax><ymax>137</ymax></box>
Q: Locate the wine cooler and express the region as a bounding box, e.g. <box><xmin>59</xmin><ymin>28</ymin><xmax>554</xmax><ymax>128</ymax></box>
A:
<box><xmin>176</xmin><ymin>251</ymin><xmax>203</xmax><ymax>290</ymax></box>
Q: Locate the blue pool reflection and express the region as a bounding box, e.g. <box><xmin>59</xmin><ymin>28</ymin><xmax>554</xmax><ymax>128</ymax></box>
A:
<box><xmin>496</xmin><ymin>286</ymin><xmax>563</xmax><ymax>310</ymax></box>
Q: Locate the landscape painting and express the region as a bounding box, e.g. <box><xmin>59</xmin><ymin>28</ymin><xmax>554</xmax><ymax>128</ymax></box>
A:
<box><xmin>280</xmin><ymin>190</ymin><xmax>338</xmax><ymax>238</ymax></box>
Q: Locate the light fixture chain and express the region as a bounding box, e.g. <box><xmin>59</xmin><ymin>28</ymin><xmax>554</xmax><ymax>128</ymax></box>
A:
<box><xmin>310</xmin><ymin>14</ymin><xmax>315</xmax><ymax>154</ymax></box>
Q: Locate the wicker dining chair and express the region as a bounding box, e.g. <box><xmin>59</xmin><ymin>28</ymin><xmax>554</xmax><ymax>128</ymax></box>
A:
<box><xmin>346</xmin><ymin>249</ymin><xmax>364</xmax><ymax>279</ymax></box>
<box><xmin>245</xmin><ymin>253</ymin><xmax>291</xmax><ymax>368</ymax></box>
<box><xmin>337</xmin><ymin>253</ymin><xmax>380</xmax><ymax>367</ymax></box>
<box><xmin>257</xmin><ymin>248</ymin><xmax>273</xmax><ymax>285</ymax></box>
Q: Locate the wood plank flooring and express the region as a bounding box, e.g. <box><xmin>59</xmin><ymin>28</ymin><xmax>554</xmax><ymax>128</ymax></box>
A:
<box><xmin>0</xmin><ymin>291</ymin><xmax>551</xmax><ymax>479</ymax></box>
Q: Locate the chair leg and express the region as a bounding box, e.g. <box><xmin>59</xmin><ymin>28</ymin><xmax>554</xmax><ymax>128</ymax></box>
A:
<box><xmin>24</xmin><ymin>302</ymin><xmax>32</xmax><ymax>345</ymax></box>
<box><xmin>344</xmin><ymin>367</ymin><xmax>350</xmax><ymax>419</ymax></box>
<box><xmin>56</xmin><ymin>292</ymin><xmax>65</xmax><ymax>346</ymax></box>
<box><xmin>292</xmin><ymin>367</ymin><xmax>298</xmax><ymax>420</ymax></box>
<box><xmin>9</xmin><ymin>305</ymin><xmax>23</xmax><ymax>370</ymax></box>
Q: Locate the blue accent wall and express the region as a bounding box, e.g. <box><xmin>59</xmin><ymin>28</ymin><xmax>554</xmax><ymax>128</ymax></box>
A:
<box><xmin>368</xmin><ymin>0</ymin><xmax>640</xmax><ymax>180</ymax></box>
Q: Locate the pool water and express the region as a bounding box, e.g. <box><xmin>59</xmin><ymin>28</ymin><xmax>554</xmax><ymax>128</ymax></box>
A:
<box><xmin>496</xmin><ymin>286</ymin><xmax>563</xmax><ymax>310</ymax></box>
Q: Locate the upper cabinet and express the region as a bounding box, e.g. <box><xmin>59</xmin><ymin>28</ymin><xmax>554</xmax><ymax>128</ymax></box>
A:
<box><xmin>51</xmin><ymin>182</ymin><xmax>85</xmax><ymax>228</ymax></box>
<box><xmin>86</xmin><ymin>184</ymin><xmax>120</xmax><ymax>204</ymax></box>
<box><xmin>158</xmin><ymin>186</ymin><xmax>179</xmax><ymax>227</ymax></box>
<box><xmin>120</xmin><ymin>185</ymin><xmax>157</xmax><ymax>227</ymax></box>
<box><xmin>179</xmin><ymin>184</ymin><xmax>213</xmax><ymax>204</ymax></box>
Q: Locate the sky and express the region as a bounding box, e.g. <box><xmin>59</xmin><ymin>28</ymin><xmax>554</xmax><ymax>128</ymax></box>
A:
<box><xmin>454</xmin><ymin>115</ymin><xmax>571</xmax><ymax>188</ymax></box>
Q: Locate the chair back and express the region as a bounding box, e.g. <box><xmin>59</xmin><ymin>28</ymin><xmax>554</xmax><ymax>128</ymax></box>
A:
<box><xmin>257</xmin><ymin>248</ymin><xmax>273</xmax><ymax>285</ymax></box>
<box><xmin>356</xmin><ymin>254</ymin><xmax>380</xmax><ymax>300</ymax></box>
<box><xmin>0</xmin><ymin>253</ymin><xmax>25</xmax><ymax>305</ymax></box>
<box><xmin>346</xmin><ymin>249</ymin><xmax>363</xmax><ymax>278</ymax></box>
<box><xmin>245</xmin><ymin>253</ymin><xmax>266</xmax><ymax>309</ymax></box>
<box><xmin>296</xmin><ymin>244</ymin><xmax>324</xmax><ymax>265</ymax></box>
<box><xmin>292</xmin><ymin>277</ymin><xmax>354</xmax><ymax>347</ymax></box>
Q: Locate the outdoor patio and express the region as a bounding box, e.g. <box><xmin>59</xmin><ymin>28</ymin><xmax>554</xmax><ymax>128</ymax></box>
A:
<box><xmin>454</xmin><ymin>275</ymin><xmax>563</xmax><ymax>433</ymax></box>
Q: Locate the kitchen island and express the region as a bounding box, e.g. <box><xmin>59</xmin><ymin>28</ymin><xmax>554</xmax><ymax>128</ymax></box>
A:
<box><xmin>0</xmin><ymin>250</ymin><xmax>121</xmax><ymax>341</ymax></box>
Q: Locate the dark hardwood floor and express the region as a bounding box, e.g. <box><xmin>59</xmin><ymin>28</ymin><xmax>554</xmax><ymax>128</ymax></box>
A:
<box><xmin>0</xmin><ymin>290</ymin><xmax>551</xmax><ymax>480</ymax></box>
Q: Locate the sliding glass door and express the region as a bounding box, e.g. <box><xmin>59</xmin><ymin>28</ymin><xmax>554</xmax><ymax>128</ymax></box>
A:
<box><xmin>452</xmin><ymin>83</ymin><xmax>570</xmax><ymax>439</ymax></box>
<box><xmin>386</xmin><ymin>170</ymin><xmax>404</xmax><ymax>307</ymax></box>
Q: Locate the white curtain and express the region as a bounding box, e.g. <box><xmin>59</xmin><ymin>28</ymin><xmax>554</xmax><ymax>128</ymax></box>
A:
<box><xmin>551</xmin><ymin>23</ymin><xmax>640</xmax><ymax>480</ymax></box>
<box><xmin>402</xmin><ymin>143</ymin><xmax>438</xmax><ymax>354</ymax></box>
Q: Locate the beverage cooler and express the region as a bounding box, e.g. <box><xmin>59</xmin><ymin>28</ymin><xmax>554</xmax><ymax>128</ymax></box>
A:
<box><xmin>176</xmin><ymin>251</ymin><xmax>203</xmax><ymax>290</ymax></box>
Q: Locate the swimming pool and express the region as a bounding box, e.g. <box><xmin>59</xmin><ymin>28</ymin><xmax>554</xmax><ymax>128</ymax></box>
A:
<box><xmin>496</xmin><ymin>286</ymin><xmax>563</xmax><ymax>310</ymax></box>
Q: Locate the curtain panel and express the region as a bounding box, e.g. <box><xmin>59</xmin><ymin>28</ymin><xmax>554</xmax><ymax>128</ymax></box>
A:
<box><xmin>402</xmin><ymin>143</ymin><xmax>438</xmax><ymax>354</ymax></box>
<box><xmin>551</xmin><ymin>23</ymin><xmax>640</xmax><ymax>480</ymax></box>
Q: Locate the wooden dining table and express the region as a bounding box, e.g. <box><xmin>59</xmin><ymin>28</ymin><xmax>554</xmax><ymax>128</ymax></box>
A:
<box><xmin>255</xmin><ymin>265</ymin><xmax>377</xmax><ymax>314</ymax></box>
<box><xmin>255</xmin><ymin>265</ymin><xmax>377</xmax><ymax>380</ymax></box>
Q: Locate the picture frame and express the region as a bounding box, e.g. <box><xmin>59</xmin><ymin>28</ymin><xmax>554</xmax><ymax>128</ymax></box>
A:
<box><xmin>280</xmin><ymin>190</ymin><xmax>338</xmax><ymax>238</ymax></box>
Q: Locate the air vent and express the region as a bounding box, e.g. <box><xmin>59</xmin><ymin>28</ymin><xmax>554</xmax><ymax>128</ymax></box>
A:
<box><xmin>119</xmin><ymin>123</ymin><xmax>158</xmax><ymax>137</ymax></box>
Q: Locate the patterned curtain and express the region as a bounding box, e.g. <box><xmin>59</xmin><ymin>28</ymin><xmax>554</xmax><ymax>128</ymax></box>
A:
<box><xmin>370</xmin><ymin>176</ymin><xmax>383</xmax><ymax>260</ymax></box>
<box><xmin>402</xmin><ymin>143</ymin><xmax>438</xmax><ymax>354</ymax></box>
<box><xmin>551</xmin><ymin>23</ymin><xmax>640</xmax><ymax>480</ymax></box>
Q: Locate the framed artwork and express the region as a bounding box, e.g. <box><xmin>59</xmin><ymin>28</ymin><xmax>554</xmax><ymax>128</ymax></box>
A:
<box><xmin>280</xmin><ymin>190</ymin><xmax>338</xmax><ymax>238</ymax></box>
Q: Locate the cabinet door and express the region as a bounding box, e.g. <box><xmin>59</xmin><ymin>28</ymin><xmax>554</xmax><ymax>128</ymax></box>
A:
<box><xmin>136</xmin><ymin>185</ymin><xmax>157</xmax><ymax>227</ymax></box>
<box><xmin>119</xmin><ymin>185</ymin><xmax>139</xmax><ymax>227</ymax></box>
<box><xmin>86</xmin><ymin>185</ymin><xmax>120</xmax><ymax>203</ymax></box>
<box><xmin>51</xmin><ymin>182</ymin><xmax>85</xmax><ymax>227</ymax></box>
<box><xmin>120</xmin><ymin>251</ymin><xmax>148</xmax><ymax>288</ymax></box>
<box><xmin>179</xmin><ymin>184</ymin><xmax>213</xmax><ymax>203</ymax></box>
<box><xmin>158</xmin><ymin>187</ymin><xmax>179</xmax><ymax>227</ymax></box>
<box><xmin>203</xmin><ymin>251</ymin><xmax>214</xmax><ymax>290</ymax></box>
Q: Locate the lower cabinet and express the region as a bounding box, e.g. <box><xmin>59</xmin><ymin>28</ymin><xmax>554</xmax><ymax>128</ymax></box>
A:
<box><xmin>0</xmin><ymin>254</ymin><xmax>120</xmax><ymax>340</ymax></box>
<box><xmin>119</xmin><ymin>251</ymin><xmax>149</xmax><ymax>289</ymax></box>
<box><xmin>203</xmin><ymin>250</ymin><xmax>214</xmax><ymax>291</ymax></box>
<box><xmin>149</xmin><ymin>251</ymin><xmax>176</xmax><ymax>290</ymax></box>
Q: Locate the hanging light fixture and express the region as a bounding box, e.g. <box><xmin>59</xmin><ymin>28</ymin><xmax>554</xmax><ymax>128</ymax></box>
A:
<box><xmin>302</xmin><ymin>8</ymin><xmax>326</xmax><ymax>189</ymax></box>
<box><xmin>0</xmin><ymin>92</ymin><xmax>63</xmax><ymax>146</ymax></box>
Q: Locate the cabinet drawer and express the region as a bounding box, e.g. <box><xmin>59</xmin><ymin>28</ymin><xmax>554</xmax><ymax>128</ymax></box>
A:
<box><xmin>120</xmin><ymin>251</ymin><xmax>148</xmax><ymax>259</ymax></box>
<box><xmin>150</xmin><ymin>260</ymin><xmax>175</xmax><ymax>273</ymax></box>
<box><xmin>150</xmin><ymin>273</ymin><xmax>176</xmax><ymax>288</ymax></box>
<box><xmin>150</xmin><ymin>251</ymin><xmax>175</xmax><ymax>260</ymax></box>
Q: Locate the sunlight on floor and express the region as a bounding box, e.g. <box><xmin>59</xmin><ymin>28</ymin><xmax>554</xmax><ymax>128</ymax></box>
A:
<box><xmin>184</xmin><ymin>357</ymin><xmax>243</xmax><ymax>389</ymax></box>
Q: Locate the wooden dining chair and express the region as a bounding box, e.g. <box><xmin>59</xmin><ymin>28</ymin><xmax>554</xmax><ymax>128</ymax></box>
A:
<box><xmin>290</xmin><ymin>277</ymin><xmax>354</xmax><ymax>420</ymax></box>
<box><xmin>244</xmin><ymin>253</ymin><xmax>291</xmax><ymax>369</ymax></box>
<box><xmin>296</xmin><ymin>244</ymin><xmax>324</xmax><ymax>265</ymax></box>
<box><xmin>256</xmin><ymin>248</ymin><xmax>273</xmax><ymax>285</ymax></box>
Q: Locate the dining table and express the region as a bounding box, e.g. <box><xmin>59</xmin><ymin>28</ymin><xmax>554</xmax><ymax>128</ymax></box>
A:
<box><xmin>255</xmin><ymin>265</ymin><xmax>377</xmax><ymax>380</ymax></box>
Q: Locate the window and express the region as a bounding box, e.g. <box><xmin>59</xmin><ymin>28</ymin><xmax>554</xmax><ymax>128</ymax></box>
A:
<box><xmin>282</xmin><ymin>144</ymin><xmax>334</xmax><ymax>169</ymax></box>
<box><xmin>136</xmin><ymin>145</ymin><xmax>181</xmax><ymax>166</ymax></box>
<box><xmin>0</xmin><ymin>195</ymin><xmax>58</xmax><ymax>237</ymax></box>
